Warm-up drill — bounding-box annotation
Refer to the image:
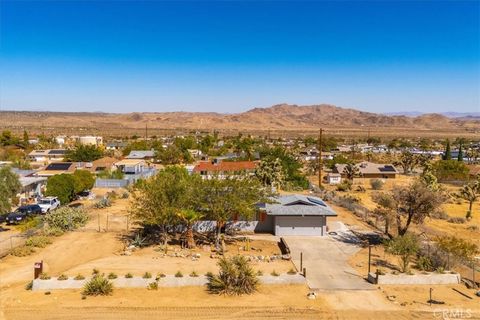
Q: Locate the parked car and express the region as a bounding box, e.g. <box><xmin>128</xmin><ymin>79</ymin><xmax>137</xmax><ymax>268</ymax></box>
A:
<box><xmin>5</xmin><ymin>205</ymin><xmax>42</xmax><ymax>224</ymax></box>
<box><xmin>38</xmin><ymin>197</ymin><xmax>61</xmax><ymax>213</ymax></box>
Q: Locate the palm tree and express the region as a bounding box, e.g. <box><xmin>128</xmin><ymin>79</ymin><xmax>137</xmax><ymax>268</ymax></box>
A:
<box><xmin>177</xmin><ymin>209</ymin><xmax>204</xmax><ymax>248</ymax></box>
<box><xmin>342</xmin><ymin>163</ymin><xmax>360</xmax><ymax>181</ymax></box>
<box><xmin>458</xmin><ymin>183</ymin><xmax>479</xmax><ymax>219</ymax></box>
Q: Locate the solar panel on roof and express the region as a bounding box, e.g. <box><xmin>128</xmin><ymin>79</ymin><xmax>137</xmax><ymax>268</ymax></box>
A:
<box><xmin>46</xmin><ymin>163</ymin><xmax>72</xmax><ymax>170</ymax></box>
<box><xmin>48</xmin><ymin>150</ymin><xmax>67</xmax><ymax>155</ymax></box>
<box><xmin>379</xmin><ymin>165</ymin><xmax>396</xmax><ymax>172</ymax></box>
<box><xmin>307</xmin><ymin>197</ymin><xmax>327</xmax><ymax>207</ymax></box>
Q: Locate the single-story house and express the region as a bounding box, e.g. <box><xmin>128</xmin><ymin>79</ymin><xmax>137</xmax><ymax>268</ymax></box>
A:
<box><xmin>333</xmin><ymin>161</ymin><xmax>398</xmax><ymax>179</ymax></box>
<box><xmin>83</xmin><ymin>157</ymin><xmax>117</xmax><ymax>174</ymax></box>
<box><xmin>193</xmin><ymin>160</ymin><xmax>257</xmax><ymax>179</ymax></box>
<box><xmin>114</xmin><ymin>159</ymin><xmax>148</xmax><ymax>174</ymax></box>
<box><xmin>326</xmin><ymin>173</ymin><xmax>342</xmax><ymax>185</ymax></box>
<box><xmin>125</xmin><ymin>150</ymin><xmax>155</xmax><ymax>160</ymax></box>
<box><xmin>28</xmin><ymin>149</ymin><xmax>68</xmax><ymax>163</ymax></box>
<box><xmin>34</xmin><ymin>162</ymin><xmax>76</xmax><ymax>177</ymax></box>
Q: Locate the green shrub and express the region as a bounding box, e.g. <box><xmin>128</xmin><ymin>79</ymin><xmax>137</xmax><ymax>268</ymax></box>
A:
<box><xmin>10</xmin><ymin>245</ymin><xmax>35</xmax><ymax>257</ymax></box>
<box><xmin>25</xmin><ymin>236</ymin><xmax>51</xmax><ymax>248</ymax></box>
<box><xmin>17</xmin><ymin>216</ymin><xmax>42</xmax><ymax>232</ymax></box>
<box><xmin>271</xmin><ymin>270</ymin><xmax>280</xmax><ymax>277</ymax></box>
<box><xmin>125</xmin><ymin>273</ymin><xmax>133</xmax><ymax>278</ymax></box>
<box><xmin>175</xmin><ymin>271</ymin><xmax>183</xmax><ymax>278</ymax></box>
<box><xmin>143</xmin><ymin>272</ymin><xmax>152</xmax><ymax>279</ymax></box>
<box><xmin>189</xmin><ymin>271</ymin><xmax>199</xmax><ymax>277</ymax></box>
<box><xmin>39</xmin><ymin>272</ymin><xmax>51</xmax><ymax>280</ymax></box>
<box><xmin>447</xmin><ymin>217</ymin><xmax>466</xmax><ymax>224</ymax></box>
<box><xmin>82</xmin><ymin>275</ymin><xmax>113</xmax><ymax>296</ymax></box>
<box><xmin>256</xmin><ymin>270</ymin><xmax>263</xmax><ymax>276</ymax></box>
<box><xmin>92</xmin><ymin>268</ymin><xmax>100</xmax><ymax>275</ymax></box>
<box><xmin>370</xmin><ymin>179</ymin><xmax>384</xmax><ymax>190</ymax></box>
<box><xmin>155</xmin><ymin>273</ymin><xmax>166</xmax><ymax>280</ymax></box>
<box><xmin>147</xmin><ymin>281</ymin><xmax>158</xmax><ymax>290</ymax></box>
<box><xmin>43</xmin><ymin>207</ymin><xmax>88</xmax><ymax>231</ymax></box>
<box><xmin>58</xmin><ymin>274</ymin><xmax>68</xmax><ymax>281</ymax></box>
<box><xmin>416</xmin><ymin>256</ymin><xmax>433</xmax><ymax>272</ymax></box>
<box><xmin>94</xmin><ymin>198</ymin><xmax>111</xmax><ymax>209</ymax></box>
<box><xmin>207</xmin><ymin>256</ymin><xmax>258</xmax><ymax>295</ymax></box>
<box><xmin>74</xmin><ymin>274</ymin><xmax>85</xmax><ymax>280</ymax></box>
<box><xmin>121</xmin><ymin>192</ymin><xmax>129</xmax><ymax>199</ymax></box>
<box><xmin>107</xmin><ymin>272</ymin><xmax>118</xmax><ymax>279</ymax></box>
<box><xmin>336</xmin><ymin>181</ymin><xmax>352</xmax><ymax>192</ymax></box>
<box><xmin>43</xmin><ymin>226</ymin><xmax>64</xmax><ymax>237</ymax></box>
<box><xmin>25</xmin><ymin>281</ymin><xmax>33</xmax><ymax>290</ymax></box>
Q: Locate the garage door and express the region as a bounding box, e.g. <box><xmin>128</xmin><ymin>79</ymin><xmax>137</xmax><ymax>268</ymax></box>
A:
<box><xmin>274</xmin><ymin>216</ymin><xmax>325</xmax><ymax>236</ymax></box>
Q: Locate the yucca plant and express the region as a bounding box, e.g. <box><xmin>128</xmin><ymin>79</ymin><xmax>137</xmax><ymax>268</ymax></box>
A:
<box><xmin>207</xmin><ymin>255</ymin><xmax>258</xmax><ymax>295</ymax></box>
<box><xmin>82</xmin><ymin>274</ymin><xmax>113</xmax><ymax>296</ymax></box>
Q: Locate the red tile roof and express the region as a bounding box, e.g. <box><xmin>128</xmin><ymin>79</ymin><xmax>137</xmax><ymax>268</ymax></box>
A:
<box><xmin>193</xmin><ymin>161</ymin><xmax>257</xmax><ymax>173</ymax></box>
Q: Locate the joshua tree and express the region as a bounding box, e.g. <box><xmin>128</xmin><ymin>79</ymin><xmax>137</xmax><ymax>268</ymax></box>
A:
<box><xmin>255</xmin><ymin>158</ymin><xmax>284</xmax><ymax>190</ymax></box>
<box><xmin>342</xmin><ymin>163</ymin><xmax>360</xmax><ymax>181</ymax></box>
<box><xmin>458</xmin><ymin>182</ymin><xmax>479</xmax><ymax>220</ymax></box>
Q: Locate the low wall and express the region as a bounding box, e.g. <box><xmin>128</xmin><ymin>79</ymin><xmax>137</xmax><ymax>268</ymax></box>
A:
<box><xmin>368</xmin><ymin>272</ymin><xmax>461</xmax><ymax>285</ymax></box>
<box><xmin>32</xmin><ymin>274</ymin><xmax>305</xmax><ymax>291</ymax></box>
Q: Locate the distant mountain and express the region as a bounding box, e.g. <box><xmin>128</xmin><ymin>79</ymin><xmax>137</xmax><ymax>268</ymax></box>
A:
<box><xmin>385</xmin><ymin>111</ymin><xmax>480</xmax><ymax>118</ymax></box>
<box><xmin>1</xmin><ymin>104</ymin><xmax>479</xmax><ymax>134</ymax></box>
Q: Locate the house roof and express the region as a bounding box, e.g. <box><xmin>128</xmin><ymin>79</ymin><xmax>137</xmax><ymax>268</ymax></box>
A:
<box><xmin>126</xmin><ymin>150</ymin><xmax>155</xmax><ymax>159</ymax></box>
<box><xmin>263</xmin><ymin>194</ymin><xmax>337</xmax><ymax>216</ymax></box>
<box><xmin>114</xmin><ymin>159</ymin><xmax>146</xmax><ymax>166</ymax></box>
<box><xmin>468</xmin><ymin>165</ymin><xmax>480</xmax><ymax>177</ymax></box>
<box><xmin>334</xmin><ymin>162</ymin><xmax>398</xmax><ymax>175</ymax></box>
<box><xmin>193</xmin><ymin>161</ymin><xmax>257</xmax><ymax>173</ymax></box>
<box><xmin>19</xmin><ymin>177</ymin><xmax>47</xmax><ymax>188</ymax></box>
<box><xmin>29</xmin><ymin>149</ymin><xmax>67</xmax><ymax>156</ymax></box>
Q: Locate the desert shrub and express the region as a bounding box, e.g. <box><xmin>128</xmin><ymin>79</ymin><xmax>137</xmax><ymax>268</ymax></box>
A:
<box><xmin>370</xmin><ymin>179</ymin><xmax>384</xmax><ymax>190</ymax></box>
<box><xmin>10</xmin><ymin>245</ymin><xmax>35</xmax><ymax>257</ymax></box>
<box><xmin>25</xmin><ymin>236</ymin><xmax>52</xmax><ymax>248</ymax></box>
<box><xmin>58</xmin><ymin>274</ymin><xmax>68</xmax><ymax>281</ymax></box>
<box><xmin>467</xmin><ymin>225</ymin><xmax>479</xmax><ymax>232</ymax></box>
<box><xmin>74</xmin><ymin>274</ymin><xmax>85</xmax><ymax>280</ymax></box>
<box><xmin>207</xmin><ymin>256</ymin><xmax>258</xmax><ymax>295</ymax></box>
<box><xmin>155</xmin><ymin>273</ymin><xmax>166</xmax><ymax>280</ymax></box>
<box><xmin>436</xmin><ymin>266</ymin><xmax>445</xmax><ymax>274</ymax></box>
<box><xmin>25</xmin><ymin>281</ymin><xmax>33</xmax><ymax>290</ymax></box>
<box><xmin>336</xmin><ymin>181</ymin><xmax>352</xmax><ymax>192</ymax></box>
<box><xmin>447</xmin><ymin>217</ymin><xmax>466</xmax><ymax>224</ymax></box>
<box><xmin>82</xmin><ymin>274</ymin><xmax>113</xmax><ymax>296</ymax></box>
<box><xmin>256</xmin><ymin>270</ymin><xmax>263</xmax><ymax>276</ymax></box>
<box><xmin>175</xmin><ymin>271</ymin><xmax>183</xmax><ymax>278</ymax></box>
<box><xmin>17</xmin><ymin>216</ymin><xmax>42</xmax><ymax>232</ymax></box>
<box><xmin>143</xmin><ymin>272</ymin><xmax>152</xmax><ymax>279</ymax></box>
<box><xmin>43</xmin><ymin>226</ymin><xmax>64</xmax><ymax>237</ymax></box>
<box><xmin>415</xmin><ymin>255</ymin><xmax>433</xmax><ymax>272</ymax></box>
<box><xmin>287</xmin><ymin>268</ymin><xmax>297</xmax><ymax>275</ymax></box>
<box><xmin>270</xmin><ymin>270</ymin><xmax>280</xmax><ymax>277</ymax></box>
<box><xmin>125</xmin><ymin>273</ymin><xmax>133</xmax><ymax>278</ymax></box>
<box><xmin>189</xmin><ymin>271</ymin><xmax>199</xmax><ymax>277</ymax></box>
<box><xmin>431</xmin><ymin>210</ymin><xmax>450</xmax><ymax>220</ymax></box>
<box><xmin>204</xmin><ymin>272</ymin><xmax>214</xmax><ymax>277</ymax></box>
<box><xmin>121</xmin><ymin>192</ymin><xmax>129</xmax><ymax>199</ymax></box>
<box><xmin>131</xmin><ymin>234</ymin><xmax>147</xmax><ymax>247</ymax></box>
<box><xmin>107</xmin><ymin>272</ymin><xmax>118</xmax><ymax>279</ymax></box>
<box><xmin>39</xmin><ymin>272</ymin><xmax>51</xmax><ymax>280</ymax></box>
<box><xmin>385</xmin><ymin>233</ymin><xmax>420</xmax><ymax>273</ymax></box>
<box><xmin>436</xmin><ymin>236</ymin><xmax>479</xmax><ymax>267</ymax></box>
<box><xmin>92</xmin><ymin>268</ymin><xmax>100</xmax><ymax>275</ymax></box>
<box><xmin>94</xmin><ymin>197</ymin><xmax>111</xmax><ymax>209</ymax></box>
<box><xmin>43</xmin><ymin>207</ymin><xmax>88</xmax><ymax>231</ymax></box>
<box><xmin>147</xmin><ymin>282</ymin><xmax>158</xmax><ymax>290</ymax></box>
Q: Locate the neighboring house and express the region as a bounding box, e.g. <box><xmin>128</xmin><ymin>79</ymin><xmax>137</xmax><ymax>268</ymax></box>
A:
<box><xmin>467</xmin><ymin>165</ymin><xmax>480</xmax><ymax>179</ymax></box>
<box><xmin>333</xmin><ymin>161</ymin><xmax>398</xmax><ymax>179</ymax></box>
<box><xmin>77</xmin><ymin>136</ymin><xmax>103</xmax><ymax>146</ymax></box>
<box><xmin>326</xmin><ymin>173</ymin><xmax>342</xmax><ymax>185</ymax></box>
<box><xmin>28</xmin><ymin>149</ymin><xmax>68</xmax><ymax>163</ymax></box>
<box><xmin>12</xmin><ymin>168</ymin><xmax>47</xmax><ymax>203</ymax></box>
<box><xmin>114</xmin><ymin>159</ymin><xmax>148</xmax><ymax>174</ymax></box>
<box><xmin>34</xmin><ymin>162</ymin><xmax>76</xmax><ymax>177</ymax></box>
<box><xmin>193</xmin><ymin>160</ymin><xmax>257</xmax><ymax>179</ymax></box>
<box><xmin>125</xmin><ymin>150</ymin><xmax>155</xmax><ymax>160</ymax></box>
<box><xmin>80</xmin><ymin>157</ymin><xmax>117</xmax><ymax>174</ymax></box>
<box><xmin>106</xmin><ymin>141</ymin><xmax>128</xmax><ymax>151</ymax></box>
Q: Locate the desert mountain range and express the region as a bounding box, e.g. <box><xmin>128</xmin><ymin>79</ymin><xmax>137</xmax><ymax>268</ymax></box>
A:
<box><xmin>1</xmin><ymin>104</ymin><xmax>479</xmax><ymax>135</ymax></box>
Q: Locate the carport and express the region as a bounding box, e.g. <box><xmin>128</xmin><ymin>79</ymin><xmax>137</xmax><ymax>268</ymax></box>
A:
<box><xmin>262</xmin><ymin>195</ymin><xmax>337</xmax><ymax>236</ymax></box>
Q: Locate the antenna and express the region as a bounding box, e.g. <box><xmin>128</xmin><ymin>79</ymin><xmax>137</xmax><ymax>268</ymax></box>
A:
<box><xmin>318</xmin><ymin>128</ymin><xmax>323</xmax><ymax>188</ymax></box>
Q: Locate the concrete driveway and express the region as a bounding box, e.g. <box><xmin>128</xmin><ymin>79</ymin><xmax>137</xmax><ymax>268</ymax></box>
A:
<box><xmin>285</xmin><ymin>222</ymin><xmax>374</xmax><ymax>290</ymax></box>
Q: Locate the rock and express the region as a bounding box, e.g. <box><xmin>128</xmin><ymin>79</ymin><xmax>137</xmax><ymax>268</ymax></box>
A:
<box><xmin>258</xmin><ymin>256</ymin><xmax>264</xmax><ymax>261</ymax></box>
<box><xmin>123</xmin><ymin>251</ymin><xmax>132</xmax><ymax>256</ymax></box>
<box><xmin>400</xmin><ymin>302</ymin><xmax>407</xmax><ymax>306</ymax></box>
<box><xmin>127</xmin><ymin>245</ymin><xmax>136</xmax><ymax>250</ymax></box>
<box><xmin>307</xmin><ymin>292</ymin><xmax>317</xmax><ymax>300</ymax></box>
<box><xmin>387</xmin><ymin>295</ymin><xmax>396</xmax><ymax>302</ymax></box>
<box><xmin>476</xmin><ymin>291</ymin><xmax>480</xmax><ymax>297</ymax></box>
<box><xmin>281</xmin><ymin>254</ymin><xmax>291</xmax><ymax>260</ymax></box>
<box><xmin>194</xmin><ymin>253</ymin><xmax>201</xmax><ymax>258</ymax></box>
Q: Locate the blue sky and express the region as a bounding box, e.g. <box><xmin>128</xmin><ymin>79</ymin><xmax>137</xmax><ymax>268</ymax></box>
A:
<box><xmin>1</xmin><ymin>1</ymin><xmax>479</xmax><ymax>114</ymax></box>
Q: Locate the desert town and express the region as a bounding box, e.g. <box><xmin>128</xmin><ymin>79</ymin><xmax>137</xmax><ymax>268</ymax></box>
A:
<box><xmin>0</xmin><ymin>127</ymin><xmax>479</xmax><ymax>319</ymax></box>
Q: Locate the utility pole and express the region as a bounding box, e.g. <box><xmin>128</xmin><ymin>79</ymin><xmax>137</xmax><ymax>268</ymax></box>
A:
<box><xmin>318</xmin><ymin>128</ymin><xmax>323</xmax><ymax>188</ymax></box>
<box><xmin>145</xmin><ymin>123</ymin><xmax>148</xmax><ymax>141</ymax></box>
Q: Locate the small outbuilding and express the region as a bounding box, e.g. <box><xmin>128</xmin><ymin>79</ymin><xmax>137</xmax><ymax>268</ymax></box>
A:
<box><xmin>260</xmin><ymin>195</ymin><xmax>337</xmax><ymax>236</ymax></box>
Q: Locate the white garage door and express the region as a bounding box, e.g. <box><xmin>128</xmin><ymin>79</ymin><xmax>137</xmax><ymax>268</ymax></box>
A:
<box><xmin>274</xmin><ymin>216</ymin><xmax>325</xmax><ymax>236</ymax></box>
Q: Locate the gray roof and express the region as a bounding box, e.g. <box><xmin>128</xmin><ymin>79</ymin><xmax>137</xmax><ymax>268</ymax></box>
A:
<box><xmin>334</xmin><ymin>162</ymin><xmax>398</xmax><ymax>175</ymax></box>
<box><xmin>20</xmin><ymin>177</ymin><xmax>47</xmax><ymax>187</ymax></box>
<box><xmin>263</xmin><ymin>194</ymin><xmax>337</xmax><ymax>217</ymax></box>
<box><xmin>126</xmin><ymin>150</ymin><xmax>155</xmax><ymax>159</ymax></box>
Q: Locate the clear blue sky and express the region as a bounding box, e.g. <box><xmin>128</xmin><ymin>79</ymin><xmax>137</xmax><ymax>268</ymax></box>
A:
<box><xmin>1</xmin><ymin>1</ymin><xmax>479</xmax><ymax>114</ymax></box>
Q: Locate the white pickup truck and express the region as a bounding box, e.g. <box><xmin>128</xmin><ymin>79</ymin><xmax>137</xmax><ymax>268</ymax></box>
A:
<box><xmin>38</xmin><ymin>197</ymin><xmax>61</xmax><ymax>213</ymax></box>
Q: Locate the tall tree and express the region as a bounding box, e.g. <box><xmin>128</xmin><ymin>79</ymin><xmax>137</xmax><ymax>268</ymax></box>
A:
<box><xmin>0</xmin><ymin>167</ymin><xmax>21</xmax><ymax>213</ymax></box>
<box><xmin>372</xmin><ymin>180</ymin><xmax>444</xmax><ymax>237</ymax></box>
<box><xmin>397</xmin><ymin>151</ymin><xmax>418</xmax><ymax>174</ymax></box>
<box><xmin>457</xmin><ymin>143</ymin><xmax>464</xmax><ymax>162</ymax></box>
<box><xmin>443</xmin><ymin>139</ymin><xmax>452</xmax><ymax>160</ymax></box>
<box><xmin>66</xmin><ymin>145</ymin><xmax>104</xmax><ymax>162</ymax></box>
<box><xmin>458</xmin><ymin>182</ymin><xmax>479</xmax><ymax>220</ymax></box>
<box><xmin>254</xmin><ymin>158</ymin><xmax>284</xmax><ymax>190</ymax></box>
<box><xmin>342</xmin><ymin>163</ymin><xmax>360</xmax><ymax>181</ymax></box>
<box><xmin>177</xmin><ymin>209</ymin><xmax>204</xmax><ymax>248</ymax></box>
<box><xmin>45</xmin><ymin>174</ymin><xmax>76</xmax><ymax>204</ymax></box>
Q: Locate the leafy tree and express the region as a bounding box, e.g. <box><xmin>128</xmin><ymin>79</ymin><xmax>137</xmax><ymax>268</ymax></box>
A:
<box><xmin>45</xmin><ymin>174</ymin><xmax>76</xmax><ymax>204</ymax></box>
<box><xmin>325</xmin><ymin>154</ymin><xmax>350</xmax><ymax>169</ymax></box>
<box><xmin>196</xmin><ymin>174</ymin><xmax>272</xmax><ymax>249</ymax></box>
<box><xmin>157</xmin><ymin>145</ymin><xmax>185</xmax><ymax>164</ymax></box>
<box><xmin>66</xmin><ymin>145</ymin><xmax>104</xmax><ymax>162</ymax></box>
<box><xmin>385</xmin><ymin>233</ymin><xmax>420</xmax><ymax>272</ymax></box>
<box><xmin>130</xmin><ymin>167</ymin><xmax>199</xmax><ymax>249</ymax></box>
<box><xmin>72</xmin><ymin>170</ymin><xmax>95</xmax><ymax>193</ymax></box>
<box><xmin>443</xmin><ymin>139</ymin><xmax>452</xmax><ymax>160</ymax></box>
<box><xmin>342</xmin><ymin>163</ymin><xmax>360</xmax><ymax>181</ymax></box>
<box><xmin>22</xmin><ymin>130</ymin><xmax>29</xmax><ymax>148</ymax></box>
<box><xmin>0</xmin><ymin>130</ymin><xmax>19</xmax><ymax>146</ymax></box>
<box><xmin>255</xmin><ymin>158</ymin><xmax>284</xmax><ymax>190</ymax></box>
<box><xmin>177</xmin><ymin>209</ymin><xmax>203</xmax><ymax>248</ymax></box>
<box><xmin>372</xmin><ymin>180</ymin><xmax>444</xmax><ymax>237</ymax></box>
<box><xmin>0</xmin><ymin>166</ymin><xmax>21</xmax><ymax>213</ymax></box>
<box><xmin>458</xmin><ymin>182</ymin><xmax>479</xmax><ymax>219</ymax></box>
<box><xmin>432</xmin><ymin>160</ymin><xmax>469</xmax><ymax>182</ymax></box>
<box><xmin>396</xmin><ymin>151</ymin><xmax>418</xmax><ymax>174</ymax></box>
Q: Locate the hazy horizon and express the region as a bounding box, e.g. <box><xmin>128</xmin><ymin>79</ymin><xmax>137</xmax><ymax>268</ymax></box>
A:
<box><xmin>1</xmin><ymin>1</ymin><xmax>479</xmax><ymax>114</ymax></box>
